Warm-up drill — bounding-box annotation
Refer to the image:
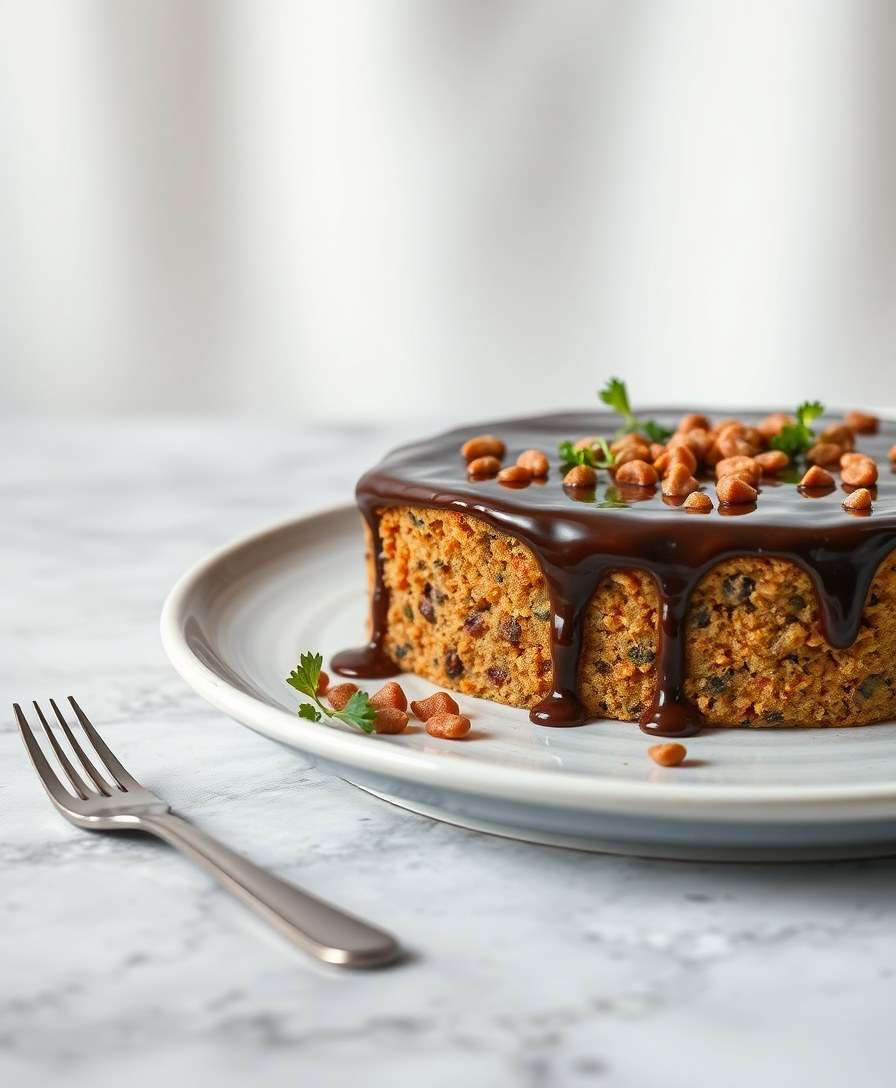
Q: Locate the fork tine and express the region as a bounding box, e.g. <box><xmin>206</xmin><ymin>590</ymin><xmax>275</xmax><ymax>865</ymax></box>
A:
<box><xmin>66</xmin><ymin>696</ymin><xmax>139</xmax><ymax>791</ymax></box>
<box><xmin>14</xmin><ymin>704</ymin><xmax>82</xmax><ymax>808</ymax></box>
<box><xmin>30</xmin><ymin>701</ymin><xmax>93</xmax><ymax>800</ymax></box>
<box><xmin>47</xmin><ymin>699</ymin><xmax>113</xmax><ymax>796</ymax></box>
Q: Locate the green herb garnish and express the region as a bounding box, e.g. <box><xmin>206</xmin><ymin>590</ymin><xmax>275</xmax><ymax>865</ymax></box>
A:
<box><xmin>770</xmin><ymin>401</ymin><xmax>825</xmax><ymax>458</ymax></box>
<box><xmin>599</xmin><ymin>377</ymin><xmax>672</xmax><ymax>442</ymax></box>
<box><xmin>286</xmin><ymin>651</ymin><xmax>376</xmax><ymax>734</ymax></box>
<box><xmin>558</xmin><ymin>436</ymin><xmax>614</xmax><ymax>472</ymax></box>
<box><xmin>597</xmin><ymin>483</ymin><xmax>627</xmax><ymax>509</ymax></box>
<box><xmin>642</xmin><ymin>420</ymin><xmax>672</xmax><ymax>443</ymax></box>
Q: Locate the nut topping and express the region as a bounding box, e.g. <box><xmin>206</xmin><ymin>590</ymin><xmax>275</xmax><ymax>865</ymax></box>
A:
<box><xmin>326</xmin><ymin>682</ymin><xmax>358</xmax><ymax>711</ymax></box>
<box><xmin>616</xmin><ymin>460</ymin><xmax>659</xmax><ymax>487</ymax></box>
<box><xmin>680</xmin><ymin>427</ymin><xmax>712</xmax><ymax>460</ymax></box>
<box><xmin>610</xmin><ymin>433</ymin><xmax>647</xmax><ymax>454</ymax></box>
<box><xmin>463</xmin><ymin>405</ymin><xmax>889</xmax><ymax>542</ymax></box>
<box><xmin>563</xmin><ymin>464</ymin><xmax>597</xmax><ymax>488</ymax></box>
<box><xmin>661</xmin><ymin>462</ymin><xmax>699</xmax><ymax>497</ymax></box>
<box><xmin>710</xmin><ymin>417</ymin><xmax>742</xmax><ymax>437</ymax></box>
<box><xmin>425</xmin><ymin>712</ymin><xmax>472</xmax><ymax>739</ymax></box>
<box><xmin>467</xmin><ymin>455</ymin><xmax>501</xmax><ymax>478</ymax></box>
<box><xmin>806</xmin><ymin>442</ymin><xmax>843</xmax><ymax>467</ymax></box>
<box><xmin>656</xmin><ymin>443</ymin><xmax>698</xmax><ymax>476</ymax></box>
<box><xmin>374</xmin><ymin>707</ymin><xmax>410</xmax><ymax>734</ymax></box>
<box><xmin>410</xmin><ymin>691</ymin><xmax>460</xmax><ymax>721</ymax></box>
<box><xmin>461</xmin><ymin>434</ymin><xmax>506</xmax><ymax>461</ymax></box>
<box><xmin>715</xmin><ymin>424</ymin><xmax>755</xmax><ymax>459</ymax></box>
<box><xmin>677</xmin><ymin>413</ymin><xmax>711</xmax><ymax>433</ymax></box>
<box><xmin>757</xmin><ymin>412</ymin><xmax>794</xmax><ymax>439</ymax></box>
<box><xmin>369</xmin><ymin>681</ymin><xmax>408</xmax><ymax>711</ymax></box>
<box><xmin>714</xmin><ymin>455</ymin><xmax>761</xmax><ymax>486</ymax></box>
<box><xmin>842</xmin><ymin>488</ymin><xmax>873</xmax><ymax>512</ymax></box>
<box><xmin>840</xmin><ymin>456</ymin><xmax>878</xmax><ymax>487</ymax></box>
<box><xmin>497</xmin><ymin>464</ymin><xmax>532</xmax><ymax>485</ymax></box>
<box><xmin>716</xmin><ymin>475</ymin><xmax>758</xmax><ymax>505</ymax></box>
<box><xmin>799</xmin><ymin>465</ymin><xmax>835</xmax><ymax>489</ymax></box>
<box><xmin>819</xmin><ymin>424</ymin><xmax>855</xmax><ymax>451</ymax></box>
<box><xmin>516</xmin><ymin>449</ymin><xmax>549</xmax><ymax>477</ymax></box>
<box><xmin>614</xmin><ymin>443</ymin><xmax>652</xmax><ymax>467</ymax></box>
<box><xmin>648</xmin><ymin>742</ymin><xmax>687</xmax><ymax>766</ymax></box>
<box><xmin>844</xmin><ymin>410</ymin><xmax>879</xmax><ymax>435</ymax></box>
<box><xmin>754</xmin><ymin>449</ymin><xmax>789</xmax><ymax>475</ymax></box>
<box><xmin>682</xmin><ymin>491</ymin><xmax>713</xmax><ymax>513</ymax></box>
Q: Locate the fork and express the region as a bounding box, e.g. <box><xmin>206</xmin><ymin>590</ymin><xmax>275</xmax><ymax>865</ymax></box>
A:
<box><xmin>14</xmin><ymin>697</ymin><xmax>402</xmax><ymax>968</ymax></box>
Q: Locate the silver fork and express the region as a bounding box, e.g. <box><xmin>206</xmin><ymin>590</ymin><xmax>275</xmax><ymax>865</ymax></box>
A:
<box><xmin>14</xmin><ymin>697</ymin><xmax>402</xmax><ymax>968</ymax></box>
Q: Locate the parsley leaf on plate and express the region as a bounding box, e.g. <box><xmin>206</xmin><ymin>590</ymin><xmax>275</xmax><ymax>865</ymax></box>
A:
<box><xmin>642</xmin><ymin>419</ymin><xmax>672</xmax><ymax>443</ymax></box>
<box><xmin>335</xmin><ymin>690</ymin><xmax>377</xmax><ymax>734</ymax></box>
<box><xmin>286</xmin><ymin>650</ymin><xmax>376</xmax><ymax>734</ymax></box>
<box><xmin>286</xmin><ymin>651</ymin><xmax>324</xmax><ymax>700</ymax></box>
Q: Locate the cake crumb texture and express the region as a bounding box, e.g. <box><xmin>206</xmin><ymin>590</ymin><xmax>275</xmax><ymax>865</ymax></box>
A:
<box><xmin>370</xmin><ymin>506</ymin><xmax>896</xmax><ymax>727</ymax></box>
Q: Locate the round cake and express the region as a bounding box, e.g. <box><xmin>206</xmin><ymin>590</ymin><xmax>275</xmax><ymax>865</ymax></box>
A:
<box><xmin>331</xmin><ymin>408</ymin><xmax>896</xmax><ymax>736</ymax></box>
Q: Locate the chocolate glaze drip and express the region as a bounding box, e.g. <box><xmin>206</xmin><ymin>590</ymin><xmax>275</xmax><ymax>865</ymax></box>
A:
<box><xmin>331</xmin><ymin>411</ymin><xmax>896</xmax><ymax>735</ymax></box>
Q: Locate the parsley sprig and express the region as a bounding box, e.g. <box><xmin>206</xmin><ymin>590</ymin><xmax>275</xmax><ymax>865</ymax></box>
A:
<box><xmin>770</xmin><ymin>401</ymin><xmax>825</xmax><ymax>458</ymax></box>
<box><xmin>599</xmin><ymin>377</ymin><xmax>672</xmax><ymax>443</ymax></box>
<box><xmin>558</xmin><ymin>436</ymin><xmax>614</xmax><ymax>473</ymax></box>
<box><xmin>286</xmin><ymin>651</ymin><xmax>376</xmax><ymax>733</ymax></box>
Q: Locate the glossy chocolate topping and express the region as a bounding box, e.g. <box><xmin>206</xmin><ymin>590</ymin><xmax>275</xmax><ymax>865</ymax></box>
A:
<box><xmin>331</xmin><ymin>410</ymin><xmax>896</xmax><ymax>735</ymax></box>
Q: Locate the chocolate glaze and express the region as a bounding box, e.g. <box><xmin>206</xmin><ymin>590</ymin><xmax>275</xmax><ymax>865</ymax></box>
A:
<box><xmin>331</xmin><ymin>411</ymin><xmax>896</xmax><ymax>735</ymax></box>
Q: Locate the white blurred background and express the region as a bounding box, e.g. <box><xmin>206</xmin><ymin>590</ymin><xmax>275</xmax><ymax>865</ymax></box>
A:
<box><xmin>3</xmin><ymin>0</ymin><xmax>895</xmax><ymax>421</ymax></box>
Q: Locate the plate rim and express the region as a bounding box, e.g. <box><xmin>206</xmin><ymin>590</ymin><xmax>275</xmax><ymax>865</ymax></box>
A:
<box><xmin>160</xmin><ymin>502</ymin><xmax>896</xmax><ymax>823</ymax></box>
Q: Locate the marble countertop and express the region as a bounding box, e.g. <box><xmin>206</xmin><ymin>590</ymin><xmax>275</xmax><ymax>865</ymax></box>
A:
<box><xmin>4</xmin><ymin>417</ymin><xmax>896</xmax><ymax>1088</ymax></box>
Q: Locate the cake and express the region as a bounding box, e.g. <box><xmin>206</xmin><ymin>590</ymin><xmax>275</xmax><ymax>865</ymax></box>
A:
<box><xmin>331</xmin><ymin>406</ymin><xmax>896</xmax><ymax>735</ymax></box>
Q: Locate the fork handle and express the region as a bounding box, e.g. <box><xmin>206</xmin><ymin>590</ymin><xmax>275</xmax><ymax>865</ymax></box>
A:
<box><xmin>140</xmin><ymin>811</ymin><xmax>401</xmax><ymax>967</ymax></box>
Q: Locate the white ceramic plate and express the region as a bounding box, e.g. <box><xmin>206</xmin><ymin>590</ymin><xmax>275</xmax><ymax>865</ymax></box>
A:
<box><xmin>161</xmin><ymin>505</ymin><xmax>896</xmax><ymax>860</ymax></box>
